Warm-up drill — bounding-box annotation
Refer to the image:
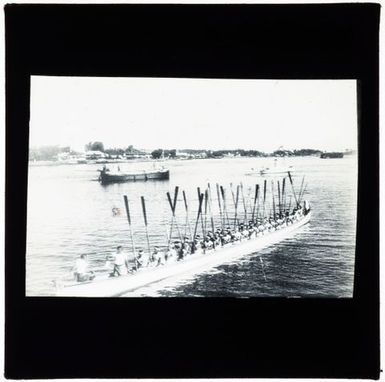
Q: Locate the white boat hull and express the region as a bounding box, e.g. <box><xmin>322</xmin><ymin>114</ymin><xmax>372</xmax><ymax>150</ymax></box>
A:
<box><xmin>56</xmin><ymin>212</ymin><xmax>311</xmax><ymax>297</ymax></box>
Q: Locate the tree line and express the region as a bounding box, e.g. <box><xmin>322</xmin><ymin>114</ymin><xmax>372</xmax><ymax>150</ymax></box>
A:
<box><xmin>29</xmin><ymin>141</ymin><xmax>323</xmax><ymax>161</ymax></box>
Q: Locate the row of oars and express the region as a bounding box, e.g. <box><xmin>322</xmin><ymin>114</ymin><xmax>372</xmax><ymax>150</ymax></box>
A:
<box><xmin>121</xmin><ymin>172</ymin><xmax>307</xmax><ymax>259</ymax></box>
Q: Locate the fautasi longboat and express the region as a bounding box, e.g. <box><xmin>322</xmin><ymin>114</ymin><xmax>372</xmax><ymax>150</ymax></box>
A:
<box><xmin>56</xmin><ymin>206</ymin><xmax>311</xmax><ymax>297</ymax></box>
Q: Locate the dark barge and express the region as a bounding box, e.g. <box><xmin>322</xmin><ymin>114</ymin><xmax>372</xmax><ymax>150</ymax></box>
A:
<box><xmin>98</xmin><ymin>167</ymin><xmax>169</xmax><ymax>185</ymax></box>
<box><xmin>320</xmin><ymin>152</ymin><xmax>344</xmax><ymax>159</ymax></box>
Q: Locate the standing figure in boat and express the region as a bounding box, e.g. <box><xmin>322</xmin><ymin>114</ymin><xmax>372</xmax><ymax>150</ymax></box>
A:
<box><xmin>110</xmin><ymin>246</ymin><xmax>128</xmax><ymax>277</ymax></box>
<box><xmin>73</xmin><ymin>254</ymin><xmax>95</xmax><ymax>282</ymax></box>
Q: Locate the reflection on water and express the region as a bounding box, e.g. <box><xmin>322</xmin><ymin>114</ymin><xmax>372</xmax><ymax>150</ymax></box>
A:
<box><xmin>26</xmin><ymin>156</ymin><xmax>357</xmax><ymax>297</ymax></box>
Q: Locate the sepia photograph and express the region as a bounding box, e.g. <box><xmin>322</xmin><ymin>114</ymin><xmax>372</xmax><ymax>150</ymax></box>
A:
<box><xmin>27</xmin><ymin>76</ymin><xmax>358</xmax><ymax>297</ymax></box>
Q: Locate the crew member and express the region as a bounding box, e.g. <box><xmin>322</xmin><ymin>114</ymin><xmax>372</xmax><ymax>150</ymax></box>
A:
<box><xmin>73</xmin><ymin>254</ymin><xmax>95</xmax><ymax>282</ymax></box>
<box><xmin>111</xmin><ymin>246</ymin><xmax>127</xmax><ymax>277</ymax></box>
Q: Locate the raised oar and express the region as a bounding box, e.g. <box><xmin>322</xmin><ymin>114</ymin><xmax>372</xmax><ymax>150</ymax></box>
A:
<box><xmin>263</xmin><ymin>179</ymin><xmax>267</xmax><ymax>218</ymax></box>
<box><xmin>140</xmin><ymin>196</ymin><xmax>152</xmax><ymax>259</ymax></box>
<box><xmin>220</xmin><ymin>185</ymin><xmax>231</xmax><ymax>227</ymax></box>
<box><xmin>172</xmin><ymin>186</ymin><xmax>183</xmax><ymax>241</ymax></box>
<box><xmin>204</xmin><ymin>189</ymin><xmax>209</xmax><ymax>234</ymax></box>
<box><xmin>193</xmin><ymin>192</ymin><xmax>204</xmax><ymax>242</ymax></box>
<box><xmin>166</xmin><ymin>192</ymin><xmax>175</xmax><ymax>244</ymax></box>
<box><xmin>233</xmin><ymin>185</ymin><xmax>240</xmax><ymax>229</ymax></box>
<box><xmin>123</xmin><ymin>195</ymin><xmax>136</xmax><ymax>258</ymax></box>
<box><xmin>197</xmin><ymin>187</ymin><xmax>206</xmax><ymax>238</ymax></box>
<box><xmin>166</xmin><ymin>190</ymin><xmax>182</xmax><ymax>245</ymax></box>
<box><xmin>240</xmin><ymin>182</ymin><xmax>248</xmax><ymax>224</ymax></box>
<box><xmin>277</xmin><ymin>180</ymin><xmax>281</xmax><ymax>216</ymax></box>
<box><xmin>251</xmin><ymin>184</ymin><xmax>260</xmax><ymax>223</ymax></box>
<box><xmin>282</xmin><ymin>177</ymin><xmax>286</xmax><ymax>214</ymax></box>
<box><xmin>207</xmin><ymin>183</ymin><xmax>215</xmax><ymax>235</ymax></box>
<box><xmin>299</xmin><ymin>183</ymin><xmax>308</xmax><ymax>204</ymax></box>
<box><xmin>287</xmin><ymin>171</ymin><xmax>300</xmax><ymax>207</ymax></box>
<box><xmin>216</xmin><ymin>183</ymin><xmax>224</xmax><ymax>229</ymax></box>
<box><xmin>271</xmin><ymin>180</ymin><xmax>276</xmax><ymax>218</ymax></box>
<box><xmin>182</xmin><ymin>190</ymin><xmax>193</xmax><ymax>240</ymax></box>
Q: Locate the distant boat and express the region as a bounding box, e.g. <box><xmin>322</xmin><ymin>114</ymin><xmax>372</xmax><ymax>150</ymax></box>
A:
<box><xmin>320</xmin><ymin>152</ymin><xmax>344</xmax><ymax>159</ymax></box>
<box><xmin>98</xmin><ymin>166</ymin><xmax>170</xmax><ymax>185</ymax></box>
<box><xmin>246</xmin><ymin>164</ymin><xmax>294</xmax><ymax>176</ymax></box>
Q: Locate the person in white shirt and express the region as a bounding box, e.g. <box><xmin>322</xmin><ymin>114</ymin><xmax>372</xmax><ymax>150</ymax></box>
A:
<box><xmin>111</xmin><ymin>246</ymin><xmax>127</xmax><ymax>277</ymax></box>
<box><xmin>73</xmin><ymin>254</ymin><xmax>95</xmax><ymax>282</ymax></box>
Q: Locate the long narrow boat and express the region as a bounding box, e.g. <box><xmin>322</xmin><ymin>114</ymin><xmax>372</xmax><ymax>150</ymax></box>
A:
<box><xmin>98</xmin><ymin>167</ymin><xmax>170</xmax><ymax>185</ymax></box>
<box><xmin>56</xmin><ymin>210</ymin><xmax>311</xmax><ymax>297</ymax></box>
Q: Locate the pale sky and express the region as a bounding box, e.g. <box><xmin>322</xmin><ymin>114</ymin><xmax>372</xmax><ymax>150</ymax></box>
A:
<box><xmin>30</xmin><ymin>76</ymin><xmax>357</xmax><ymax>153</ymax></box>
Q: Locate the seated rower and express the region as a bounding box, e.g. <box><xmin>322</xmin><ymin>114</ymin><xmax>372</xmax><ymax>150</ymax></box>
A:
<box><xmin>303</xmin><ymin>200</ymin><xmax>311</xmax><ymax>215</ymax></box>
<box><xmin>73</xmin><ymin>254</ymin><xmax>95</xmax><ymax>282</ymax></box>
<box><xmin>165</xmin><ymin>245</ymin><xmax>177</xmax><ymax>262</ymax></box>
<box><xmin>152</xmin><ymin>247</ymin><xmax>165</xmax><ymax>267</ymax></box>
<box><xmin>136</xmin><ymin>249</ymin><xmax>149</xmax><ymax>268</ymax></box>
<box><xmin>182</xmin><ymin>241</ymin><xmax>191</xmax><ymax>256</ymax></box>
<box><xmin>203</xmin><ymin>237</ymin><xmax>213</xmax><ymax>251</ymax></box>
<box><xmin>126</xmin><ymin>250</ymin><xmax>137</xmax><ymax>273</ymax></box>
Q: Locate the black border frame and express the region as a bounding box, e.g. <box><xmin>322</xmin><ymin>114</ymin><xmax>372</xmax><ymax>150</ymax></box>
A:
<box><xmin>5</xmin><ymin>4</ymin><xmax>380</xmax><ymax>379</ymax></box>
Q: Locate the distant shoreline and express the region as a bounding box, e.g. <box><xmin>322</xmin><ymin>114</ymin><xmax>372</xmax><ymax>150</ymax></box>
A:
<box><xmin>29</xmin><ymin>153</ymin><xmax>357</xmax><ymax>167</ymax></box>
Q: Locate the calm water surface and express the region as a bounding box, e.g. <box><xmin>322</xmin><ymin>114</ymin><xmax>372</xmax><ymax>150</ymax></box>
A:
<box><xmin>26</xmin><ymin>156</ymin><xmax>357</xmax><ymax>297</ymax></box>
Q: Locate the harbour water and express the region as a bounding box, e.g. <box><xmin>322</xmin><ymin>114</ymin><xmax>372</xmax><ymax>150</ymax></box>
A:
<box><xmin>26</xmin><ymin>156</ymin><xmax>357</xmax><ymax>297</ymax></box>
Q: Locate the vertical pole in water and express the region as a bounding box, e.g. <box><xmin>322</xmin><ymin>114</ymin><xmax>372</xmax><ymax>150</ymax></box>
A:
<box><xmin>141</xmin><ymin>196</ymin><xmax>152</xmax><ymax>258</ymax></box>
<box><xmin>252</xmin><ymin>184</ymin><xmax>260</xmax><ymax>223</ymax></box>
<box><xmin>277</xmin><ymin>180</ymin><xmax>281</xmax><ymax>216</ymax></box>
<box><xmin>271</xmin><ymin>180</ymin><xmax>276</xmax><ymax>219</ymax></box>
<box><xmin>216</xmin><ymin>183</ymin><xmax>224</xmax><ymax>229</ymax></box>
<box><xmin>123</xmin><ymin>195</ymin><xmax>136</xmax><ymax>258</ymax></box>
<box><xmin>288</xmin><ymin>171</ymin><xmax>299</xmax><ymax>207</ymax></box>
<box><xmin>240</xmin><ymin>182</ymin><xmax>248</xmax><ymax>224</ymax></box>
